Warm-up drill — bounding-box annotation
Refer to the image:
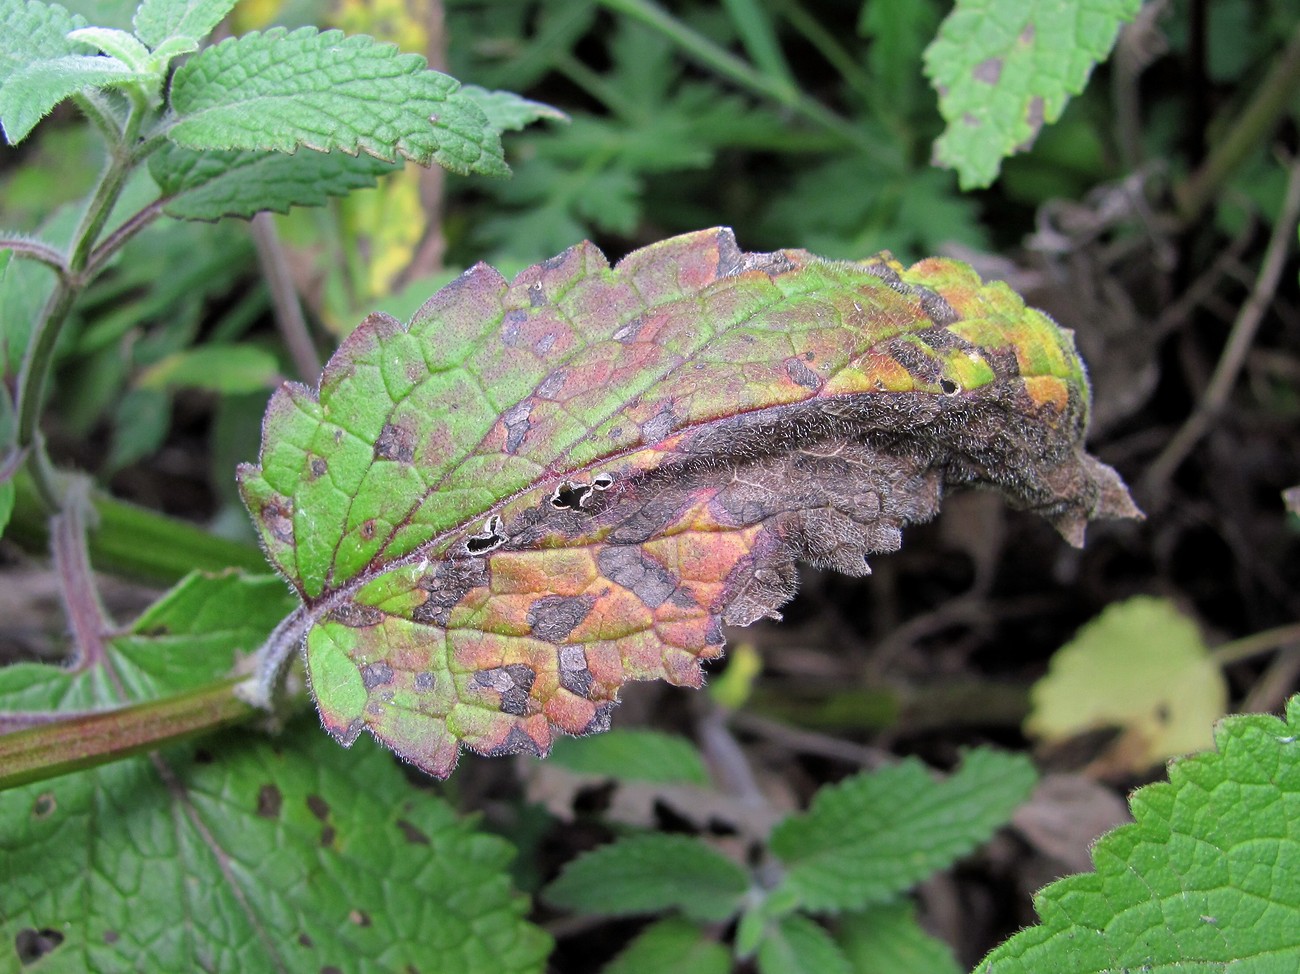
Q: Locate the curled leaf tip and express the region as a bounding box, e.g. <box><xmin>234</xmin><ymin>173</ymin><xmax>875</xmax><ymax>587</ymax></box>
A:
<box><xmin>241</xmin><ymin>228</ymin><xmax>1138</xmax><ymax>776</ymax></box>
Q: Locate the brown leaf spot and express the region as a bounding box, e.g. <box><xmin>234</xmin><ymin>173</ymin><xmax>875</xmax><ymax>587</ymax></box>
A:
<box><xmin>500</xmin><ymin>309</ymin><xmax>527</xmax><ymax>346</ymax></box>
<box><xmin>30</xmin><ymin>792</ymin><xmax>56</xmax><ymax>820</ymax></box>
<box><xmin>319</xmin><ymin>826</ymin><xmax>336</xmax><ymax>848</ymax></box>
<box><xmin>963</xmin><ymin>112</ymin><xmax>980</xmax><ymax>128</ymax></box>
<box><xmin>256</xmin><ymin>784</ymin><xmax>282</xmax><ymax>819</ymax></box>
<box><xmin>348</xmin><ymin>910</ymin><xmax>371</xmax><ymax>927</ymax></box>
<box><xmin>360</xmin><ymin>661</ymin><xmax>395</xmax><ymax>689</ymax></box>
<box><xmin>536</xmin><ymin>369</ymin><xmax>568</xmax><ymax>400</ymax></box>
<box><xmin>397</xmin><ymin>818</ymin><xmax>431</xmax><ymax>845</ymax></box>
<box><xmin>597</xmin><ymin>546</ymin><xmax>679</xmax><ymax>608</ymax></box>
<box><xmin>328</xmin><ymin>601</ymin><xmax>384</xmax><ymax>628</ymax></box>
<box><xmin>557</xmin><ymin>645</ymin><xmax>594</xmax><ymax>696</ymax></box>
<box><xmin>359</xmin><ymin>519</ymin><xmax>377</xmax><ymax>541</ymax></box>
<box><xmin>1020</xmin><ymin>22</ymin><xmax>1036</xmax><ymax>43</ymax></box>
<box><xmin>527</xmin><ymin>281</ymin><xmax>546</xmax><ymax>307</ymax></box>
<box><xmin>916</xmin><ymin>287</ymin><xmax>960</xmax><ymax>326</ymax></box>
<box><xmin>473</xmin><ymin>663</ymin><xmax>537</xmax><ymax>715</ymax></box>
<box><xmin>413</xmin><ymin>672</ymin><xmax>436</xmax><ymax>693</ymax></box>
<box><xmin>485</xmin><ymin>724</ymin><xmax>545</xmax><ymax>757</ymax></box>
<box><xmin>502</xmin><ymin>401</ymin><xmax>532</xmax><ymax>454</ymax></box>
<box><xmin>322</xmin><ymin>967</ymin><xmax>343</xmax><ymax>974</ymax></box>
<box><xmin>374</xmin><ymin>423</ymin><xmax>416</xmax><ymax>463</ymax></box>
<box><xmin>262</xmin><ymin>499</ymin><xmax>293</xmax><ymax>544</ymax></box>
<box><xmin>641</xmin><ymin>405</ymin><xmax>677</xmax><ymax>444</ymax></box>
<box><xmin>527</xmin><ymin>594</ymin><xmax>595</xmax><ymax>643</ymax></box>
<box><xmin>15</xmin><ymin>929</ymin><xmax>64</xmax><ymax>963</ymax></box>
<box><xmin>784</xmin><ymin>357</ymin><xmax>821</xmax><ymax>391</ymax></box>
<box><xmin>973</xmin><ymin>57</ymin><xmax>1002</xmax><ymax>84</ymax></box>
<box><xmin>1018</xmin><ymin>96</ymin><xmax>1046</xmax><ymax>151</ymax></box>
<box><xmin>298</xmin><ymin>933</ymin><xmax>314</xmax><ymax>948</ymax></box>
<box><xmin>103</xmin><ymin>930</ymin><xmax>119</xmax><ymax>944</ymax></box>
<box><xmin>306</xmin><ymin>794</ymin><xmax>330</xmax><ymax>821</ymax></box>
<box><xmin>308</xmin><ymin>457</ymin><xmax>328</xmax><ymax>480</ymax></box>
<box><xmin>581</xmin><ymin>703</ymin><xmax>614</xmax><ymax>735</ymax></box>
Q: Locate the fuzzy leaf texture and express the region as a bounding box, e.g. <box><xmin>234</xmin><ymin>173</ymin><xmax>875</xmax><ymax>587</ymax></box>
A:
<box><xmin>923</xmin><ymin>0</ymin><xmax>1141</xmax><ymax>188</ymax></box>
<box><xmin>0</xmin><ymin>54</ymin><xmax>144</xmax><ymax>144</ymax></box>
<box><xmin>0</xmin><ymin>573</ymin><xmax>549</xmax><ymax>972</ymax></box>
<box><xmin>166</xmin><ymin>26</ymin><xmax>506</xmax><ymax>175</ymax></box>
<box><xmin>132</xmin><ymin>0</ymin><xmax>236</xmax><ymax>47</ymax></box>
<box><xmin>769</xmin><ymin>748</ymin><xmax>1037</xmax><ymax>912</ymax></box>
<box><xmin>239</xmin><ymin>228</ymin><xmax>1139</xmax><ymax>777</ymax></box>
<box><xmin>0</xmin><ymin>0</ymin><xmax>87</xmax><ymax>83</ymax></box>
<box><xmin>979</xmin><ymin>695</ymin><xmax>1300</xmax><ymax>972</ymax></box>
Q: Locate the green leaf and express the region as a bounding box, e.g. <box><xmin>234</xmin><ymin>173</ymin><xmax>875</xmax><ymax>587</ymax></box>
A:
<box><xmin>0</xmin><ymin>0</ymin><xmax>87</xmax><ymax>84</ymax></box>
<box><xmin>836</xmin><ymin>900</ymin><xmax>960</xmax><ymax>974</ymax></box>
<box><xmin>65</xmin><ymin>26</ymin><xmax>150</xmax><ymax>68</ymax></box>
<box><xmin>1026</xmin><ymin>596</ymin><xmax>1228</xmax><ymax>769</ymax></box>
<box><xmin>238</xmin><ymin>228</ymin><xmax>1137</xmax><ymax>777</ymax></box>
<box><xmin>0</xmin><ymin>54</ymin><xmax>145</xmax><ymax>144</ymax></box>
<box><xmin>0</xmin><ymin>572</ymin><xmax>550</xmax><ymax>972</ymax></box>
<box><xmin>460</xmin><ymin>84</ymin><xmax>569</xmax><ymax>132</ymax></box>
<box><xmin>601</xmin><ymin>917</ymin><xmax>730</xmax><ymax>974</ymax></box>
<box><xmin>770</xmin><ymin>748</ymin><xmax>1037</xmax><ymax>912</ymax></box>
<box><xmin>167</xmin><ymin>27</ymin><xmax>507</xmax><ymax>175</ymax></box>
<box><xmin>543</xmin><ymin>834</ymin><xmax>750</xmax><ymax>922</ymax></box>
<box><xmin>923</xmin><ymin>0</ymin><xmax>1141</xmax><ymax>188</ymax></box>
<box><xmin>136</xmin><ymin>343</ymin><xmax>281</xmax><ymax>394</ymax></box>
<box><xmin>757</xmin><ymin>914</ymin><xmax>852</xmax><ymax>974</ymax></box>
<box><xmin>546</xmin><ymin>728</ymin><xmax>710</xmax><ymax>784</ymax></box>
<box><xmin>133</xmin><ymin>0</ymin><xmax>236</xmax><ymax>47</ymax></box>
<box><xmin>978</xmin><ymin>696</ymin><xmax>1300</xmax><ymax>973</ymax></box>
<box><xmin>150</xmin><ymin>142</ymin><xmax>400</xmax><ymax>221</ymax></box>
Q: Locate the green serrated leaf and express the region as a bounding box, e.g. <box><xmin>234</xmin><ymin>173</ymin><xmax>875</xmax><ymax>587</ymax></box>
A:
<box><xmin>923</xmin><ymin>0</ymin><xmax>1141</xmax><ymax>188</ymax></box>
<box><xmin>167</xmin><ymin>26</ymin><xmax>507</xmax><ymax>175</ymax></box>
<box><xmin>836</xmin><ymin>900</ymin><xmax>961</xmax><ymax>974</ymax></box>
<box><xmin>601</xmin><ymin>917</ymin><xmax>730</xmax><ymax>974</ymax></box>
<box><xmin>544</xmin><ymin>834</ymin><xmax>750</xmax><ymax>922</ymax></box>
<box><xmin>0</xmin><ymin>54</ymin><xmax>144</xmax><ymax>144</ymax></box>
<box><xmin>979</xmin><ymin>696</ymin><xmax>1300</xmax><ymax>973</ymax></box>
<box><xmin>0</xmin><ymin>572</ymin><xmax>550</xmax><ymax>972</ymax></box>
<box><xmin>150</xmin><ymin>142</ymin><xmax>400</xmax><ymax>221</ymax></box>
<box><xmin>757</xmin><ymin>914</ymin><xmax>852</xmax><ymax>974</ymax></box>
<box><xmin>66</xmin><ymin>26</ymin><xmax>150</xmax><ymax>68</ymax></box>
<box><xmin>546</xmin><ymin>728</ymin><xmax>709</xmax><ymax>784</ymax></box>
<box><xmin>460</xmin><ymin>84</ymin><xmax>568</xmax><ymax>132</ymax></box>
<box><xmin>0</xmin><ymin>0</ymin><xmax>88</xmax><ymax>85</ymax></box>
<box><xmin>136</xmin><ymin>343</ymin><xmax>281</xmax><ymax>394</ymax></box>
<box><xmin>1027</xmin><ymin>596</ymin><xmax>1228</xmax><ymax>769</ymax></box>
<box><xmin>133</xmin><ymin>0</ymin><xmax>236</xmax><ymax>48</ymax></box>
<box><xmin>770</xmin><ymin>748</ymin><xmax>1037</xmax><ymax>912</ymax></box>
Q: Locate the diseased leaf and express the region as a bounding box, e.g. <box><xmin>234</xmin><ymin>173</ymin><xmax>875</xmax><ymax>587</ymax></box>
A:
<box><xmin>239</xmin><ymin>227</ymin><xmax>1139</xmax><ymax>777</ymax></box>
<box><xmin>0</xmin><ymin>572</ymin><xmax>550</xmax><ymax>972</ymax></box>
<box><xmin>923</xmin><ymin>0</ymin><xmax>1141</xmax><ymax>188</ymax></box>
<box><xmin>977</xmin><ymin>695</ymin><xmax>1300</xmax><ymax>973</ymax></box>
<box><xmin>167</xmin><ymin>27</ymin><xmax>507</xmax><ymax>175</ymax></box>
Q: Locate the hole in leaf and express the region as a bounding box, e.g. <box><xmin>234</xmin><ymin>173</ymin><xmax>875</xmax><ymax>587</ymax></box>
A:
<box><xmin>940</xmin><ymin>378</ymin><xmax>960</xmax><ymax>395</ymax></box>
<box><xmin>551</xmin><ymin>482</ymin><xmax>592</xmax><ymax>510</ymax></box>
<box><xmin>591</xmin><ymin>473</ymin><xmax>614</xmax><ymax>490</ymax></box>
<box><xmin>465</xmin><ymin>515</ymin><xmax>505</xmax><ymax>553</ymax></box>
<box><xmin>15</xmin><ymin>928</ymin><xmax>64</xmax><ymax>964</ymax></box>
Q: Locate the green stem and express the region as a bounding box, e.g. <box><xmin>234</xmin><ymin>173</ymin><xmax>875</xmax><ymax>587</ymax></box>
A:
<box><xmin>1212</xmin><ymin>621</ymin><xmax>1300</xmax><ymax>667</ymax></box>
<box><xmin>0</xmin><ymin>677</ymin><xmax>259</xmax><ymax>791</ymax></box>
<box><xmin>7</xmin><ymin>469</ymin><xmax>269</xmax><ymax>583</ymax></box>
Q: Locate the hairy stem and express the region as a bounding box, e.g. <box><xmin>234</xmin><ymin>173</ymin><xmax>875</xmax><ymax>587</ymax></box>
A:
<box><xmin>0</xmin><ymin>237</ymin><xmax>68</xmax><ymax>273</ymax></box>
<box><xmin>50</xmin><ymin>478</ymin><xmax>113</xmax><ymax>670</ymax></box>
<box><xmin>250</xmin><ymin>213</ymin><xmax>321</xmax><ymax>383</ymax></box>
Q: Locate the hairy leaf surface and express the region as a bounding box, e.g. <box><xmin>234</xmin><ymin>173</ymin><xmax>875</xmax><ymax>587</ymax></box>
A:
<box><xmin>240</xmin><ymin>227</ymin><xmax>1138</xmax><ymax>777</ymax></box>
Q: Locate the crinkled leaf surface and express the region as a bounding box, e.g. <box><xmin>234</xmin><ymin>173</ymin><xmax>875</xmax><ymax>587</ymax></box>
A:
<box><xmin>0</xmin><ymin>572</ymin><xmax>549</xmax><ymax>973</ymax></box>
<box><xmin>133</xmin><ymin>0</ymin><xmax>236</xmax><ymax>47</ymax></box>
<box><xmin>757</xmin><ymin>913</ymin><xmax>852</xmax><ymax>974</ymax></box>
<box><xmin>923</xmin><ymin>0</ymin><xmax>1141</xmax><ymax>188</ymax></box>
<box><xmin>239</xmin><ymin>227</ymin><xmax>1138</xmax><ymax>777</ymax></box>
<box><xmin>0</xmin><ymin>0</ymin><xmax>87</xmax><ymax>83</ymax></box>
<box><xmin>836</xmin><ymin>900</ymin><xmax>960</xmax><ymax>974</ymax></box>
<box><xmin>167</xmin><ymin>27</ymin><xmax>506</xmax><ymax>175</ymax></box>
<box><xmin>978</xmin><ymin>695</ymin><xmax>1300</xmax><ymax>973</ymax></box>
<box><xmin>601</xmin><ymin>917</ymin><xmax>731</xmax><ymax>974</ymax></box>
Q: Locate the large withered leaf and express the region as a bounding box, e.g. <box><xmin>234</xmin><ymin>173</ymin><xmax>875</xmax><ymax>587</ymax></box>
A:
<box><xmin>239</xmin><ymin>228</ymin><xmax>1138</xmax><ymax>776</ymax></box>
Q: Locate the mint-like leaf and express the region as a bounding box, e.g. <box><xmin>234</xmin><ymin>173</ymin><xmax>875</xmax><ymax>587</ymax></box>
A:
<box><xmin>770</xmin><ymin>748</ymin><xmax>1037</xmax><ymax>912</ymax></box>
<box><xmin>543</xmin><ymin>834</ymin><xmax>749</xmax><ymax>922</ymax></box>
<box><xmin>836</xmin><ymin>900</ymin><xmax>961</xmax><ymax>974</ymax></box>
<box><xmin>150</xmin><ymin>143</ymin><xmax>400</xmax><ymax>221</ymax></box>
<box><xmin>0</xmin><ymin>0</ymin><xmax>87</xmax><ymax>84</ymax></box>
<box><xmin>167</xmin><ymin>27</ymin><xmax>507</xmax><ymax>175</ymax></box>
<box><xmin>133</xmin><ymin>0</ymin><xmax>235</xmax><ymax>47</ymax></box>
<box><xmin>923</xmin><ymin>0</ymin><xmax>1140</xmax><ymax>188</ymax></box>
<box><xmin>1</xmin><ymin>55</ymin><xmax>143</xmax><ymax>144</ymax></box>
<box><xmin>757</xmin><ymin>914</ymin><xmax>852</xmax><ymax>974</ymax></box>
<box><xmin>546</xmin><ymin>728</ymin><xmax>709</xmax><ymax>784</ymax></box>
<box><xmin>0</xmin><ymin>573</ymin><xmax>550</xmax><ymax>972</ymax></box>
<box><xmin>460</xmin><ymin>84</ymin><xmax>569</xmax><ymax>132</ymax></box>
<box><xmin>978</xmin><ymin>696</ymin><xmax>1300</xmax><ymax>973</ymax></box>
<box><xmin>601</xmin><ymin>918</ymin><xmax>731</xmax><ymax>974</ymax></box>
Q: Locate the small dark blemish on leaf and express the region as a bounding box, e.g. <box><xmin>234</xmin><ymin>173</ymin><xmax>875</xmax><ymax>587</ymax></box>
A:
<box><xmin>1020</xmin><ymin>22</ymin><xmax>1036</xmax><ymax>43</ymax></box>
<box><xmin>641</xmin><ymin>405</ymin><xmax>676</xmax><ymax>444</ymax></box>
<box><xmin>413</xmin><ymin>672</ymin><xmax>436</xmax><ymax>693</ymax></box>
<box><xmin>940</xmin><ymin>379</ymin><xmax>960</xmax><ymax>395</ymax></box>
<box><xmin>103</xmin><ymin>930</ymin><xmax>119</xmax><ymax>944</ymax></box>
<box><xmin>397</xmin><ymin>818</ymin><xmax>431</xmax><ymax>845</ymax></box>
<box><xmin>328</xmin><ymin>601</ymin><xmax>384</xmax><ymax>628</ymax></box>
<box><xmin>598</xmin><ymin>546</ymin><xmax>679</xmax><ymax>607</ymax></box>
<box><xmin>319</xmin><ymin>826</ymin><xmax>336</xmax><ymax>848</ymax></box>
<box><xmin>612</xmin><ymin>317</ymin><xmax>644</xmax><ymax>343</ymax></box>
<box><xmin>374</xmin><ymin>423</ymin><xmax>416</xmax><ymax>463</ymax></box>
<box><xmin>486</xmin><ymin>725</ymin><xmax>543</xmax><ymax>757</ymax></box>
<box><xmin>536</xmin><ymin>369</ymin><xmax>567</xmax><ymax>400</ymax></box>
<box><xmin>360</xmin><ymin>661</ymin><xmax>395</xmax><ymax>689</ymax></box>
<box><xmin>1018</xmin><ymin>96</ymin><xmax>1046</xmax><ymax>151</ymax></box>
<box><xmin>306</xmin><ymin>795</ymin><xmax>330</xmax><ymax>821</ymax></box>
<box><xmin>557</xmin><ymin>645</ymin><xmax>593</xmax><ymax>697</ymax></box>
<box><xmin>527</xmin><ymin>281</ymin><xmax>546</xmax><ymax>307</ymax></box>
<box><xmin>501</xmin><ymin>309</ymin><xmax>526</xmax><ymax>346</ymax></box>
<box><xmin>31</xmin><ymin>793</ymin><xmax>55</xmax><ymax>820</ymax></box>
<box><xmin>535</xmin><ymin>332</ymin><xmax>556</xmax><ymax>355</ymax></box>
<box><xmin>256</xmin><ymin>784</ymin><xmax>282</xmax><ymax>819</ymax></box>
<box><xmin>527</xmin><ymin>595</ymin><xmax>594</xmax><ymax>643</ymax></box>
<box><xmin>973</xmin><ymin>57</ymin><xmax>1002</xmax><ymax>84</ymax></box>
<box><xmin>333</xmin><ymin>429</ymin><xmax>343</xmax><ymax>445</ymax></box>
<box><xmin>308</xmin><ymin>457</ymin><xmax>327</xmax><ymax>480</ymax></box>
<box><xmin>359</xmin><ymin>519</ymin><xmax>377</xmax><ymax>541</ymax></box>
<box><xmin>581</xmin><ymin>703</ymin><xmax>615</xmax><ymax>735</ymax></box>
<box><xmin>15</xmin><ymin>928</ymin><xmax>63</xmax><ymax>963</ymax></box>
<box><xmin>784</xmin><ymin>357</ymin><xmax>821</xmax><ymax>391</ymax></box>
<box><xmin>298</xmin><ymin>933</ymin><xmax>313</xmax><ymax>948</ymax></box>
<box><xmin>348</xmin><ymin>910</ymin><xmax>371</xmax><ymax>927</ymax></box>
<box><xmin>502</xmin><ymin>401</ymin><xmax>532</xmax><ymax>454</ymax></box>
<box><xmin>262</xmin><ymin>500</ymin><xmax>294</xmax><ymax>544</ymax></box>
<box><xmin>916</xmin><ymin>287</ymin><xmax>959</xmax><ymax>326</ymax></box>
<box><xmin>962</xmin><ymin>112</ymin><xmax>980</xmax><ymax>127</ymax></box>
<box><xmin>474</xmin><ymin>664</ymin><xmax>537</xmax><ymax>715</ymax></box>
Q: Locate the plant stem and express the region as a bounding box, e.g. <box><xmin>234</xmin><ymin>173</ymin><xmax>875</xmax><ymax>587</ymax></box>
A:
<box><xmin>1212</xmin><ymin>621</ymin><xmax>1300</xmax><ymax>667</ymax></box>
<box><xmin>250</xmin><ymin>213</ymin><xmax>322</xmax><ymax>382</ymax></box>
<box><xmin>51</xmin><ymin>477</ymin><xmax>113</xmax><ymax>670</ymax></box>
<box><xmin>0</xmin><ymin>677</ymin><xmax>259</xmax><ymax>791</ymax></box>
<box><xmin>0</xmin><ymin>237</ymin><xmax>68</xmax><ymax>273</ymax></box>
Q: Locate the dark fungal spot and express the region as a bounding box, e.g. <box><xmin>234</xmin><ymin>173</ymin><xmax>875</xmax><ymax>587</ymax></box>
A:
<box><xmin>536</xmin><ymin>369</ymin><xmax>567</xmax><ymax>399</ymax></box>
<box><xmin>348</xmin><ymin>910</ymin><xmax>371</xmax><ymax>927</ymax></box>
<box><xmin>262</xmin><ymin>500</ymin><xmax>293</xmax><ymax>543</ymax></box>
<box><xmin>31</xmin><ymin>793</ymin><xmax>55</xmax><ymax>819</ymax></box>
<box><xmin>785</xmin><ymin>357</ymin><xmax>821</xmax><ymax>391</ymax></box>
<box><xmin>581</xmin><ymin>703</ymin><xmax>615</xmax><ymax>735</ymax></box>
<box><xmin>973</xmin><ymin>56</ymin><xmax>1002</xmax><ymax>84</ymax></box>
<box><xmin>329</xmin><ymin>601</ymin><xmax>383</xmax><ymax>628</ymax></box>
<box><xmin>256</xmin><ymin>784</ymin><xmax>282</xmax><ymax>819</ymax></box>
<box><xmin>473</xmin><ymin>664</ymin><xmax>537</xmax><ymax>715</ymax></box>
<box><xmin>359</xmin><ymin>519</ymin><xmax>377</xmax><ymax>541</ymax></box>
<box><xmin>309</xmin><ymin>457</ymin><xmax>327</xmax><ymax>480</ymax></box>
<box><xmin>597</xmin><ymin>546</ymin><xmax>679</xmax><ymax>608</ymax></box>
<box><xmin>557</xmin><ymin>645</ymin><xmax>593</xmax><ymax>697</ymax></box>
<box><xmin>374</xmin><ymin>423</ymin><xmax>416</xmax><ymax>463</ymax></box>
<box><xmin>940</xmin><ymin>379</ymin><xmax>960</xmax><ymax>395</ymax></box>
<box><xmin>360</xmin><ymin>661</ymin><xmax>395</xmax><ymax>689</ymax></box>
<box><xmin>502</xmin><ymin>401</ymin><xmax>532</xmax><ymax>454</ymax></box>
<box><xmin>500</xmin><ymin>309</ymin><xmax>526</xmax><ymax>346</ymax></box>
<box><xmin>322</xmin><ymin>966</ymin><xmax>343</xmax><ymax>974</ymax></box>
<box><xmin>413</xmin><ymin>672</ymin><xmax>436</xmax><ymax>693</ymax></box>
<box><xmin>526</xmin><ymin>595</ymin><xmax>594</xmax><ymax>643</ymax></box>
<box><xmin>535</xmin><ymin>332</ymin><xmax>556</xmax><ymax>355</ymax></box>
<box><xmin>915</xmin><ymin>287</ymin><xmax>959</xmax><ymax>326</ymax></box>
<box><xmin>298</xmin><ymin>933</ymin><xmax>313</xmax><ymax>948</ymax></box>
<box><xmin>103</xmin><ymin>930</ymin><xmax>119</xmax><ymax>944</ymax></box>
<box><xmin>527</xmin><ymin>281</ymin><xmax>546</xmax><ymax>307</ymax></box>
<box><xmin>15</xmin><ymin>928</ymin><xmax>64</xmax><ymax>963</ymax></box>
<box><xmin>397</xmin><ymin>819</ymin><xmax>431</xmax><ymax>845</ymax></box>
<box><xmin>320</xmin><ymin>826</ymin><xmax>336</xmax><ymax>848</ymax></box>
<box><xmin>306</xmin><ymin>795</ymin><xmax>330</xmax><ymax>821</ymax></box>
<box><xmin>485</xmin><ymin>725</ymin><xmax>543</xmax><ymax>757</ymax></box>
<box><xmin>641</xmin><ymin>405</ymin><xmax>676</xmax><ymax>444</ymax></box>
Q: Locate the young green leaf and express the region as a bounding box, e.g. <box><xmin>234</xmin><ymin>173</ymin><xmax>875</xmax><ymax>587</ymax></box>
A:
<box><xmin>836</xmin><ymin>900</ymin><xmax>961</xmax><ymax>974</ymax></box>
<box><xmin>136</xmin><ymin>343</ymin><xmax>280</xmax><ymax>394</ymax></box>
<box><xmin>1026</xmin><ymin>596</ymin><xmax>1227</xmax><ymax>769</ymax></box>
<box><xmin>978</xmin><ymin>695</ymin><xmax>1300</xmax><ymax>973</ymax></box>
<box><xmin>0</xmin><ymin>572</ymin><xmax>550</xmax><ymax>972</ymax></box>
<box><xmin>543</xmin><ymin>834</ymin><xmax>749</xmax><ymax>922</ymax></box>
<box><xmin>769</xmin><ymin>748</ymin><xmax>1037</xmax><ymax>912</ymax></box>
<box><xmin>546</xmin><ymin>728</ymin><xmax>710</xmax><ymax>784</ymax></box>
<box><xmin>238</xmin><ymin>228</ymin><xmax>1138</xmax><ymax>777</ymax></box>
<box><xmin>0</xmin><ymin>0</ymin><xmax>88</xmax><ymax>83</ymax></box>
<box><xmin>133</xmin><ymin>0</ymin><xmax>236</xmax><ymax>48</ymax></box>
<box><xmin>601</xmin><ymin>917</ymin><xmax>731</xmax><ymax>974</ymax></box>
<box><xmin>460</xmin><ymin>84</ymin><xmax>569</xmax><ymax>132</ymax></box>
<box><xmin>0</xmin><ymin>54</ymin><xmax>145</xmax><ymax>144</ymax></box>
<box><xmin>923</xmin><ymin>0</ymin><xmax>1141</xmax><ymax>188</ymax></box>
<box><xmin>149</xmin><ymin>143</ymin><xmax>402</xmax><ymax>221</ymax></box>
<box><xmin>167</xmin><ymin>27</ymin><xmax>507</xmax><ymax>175</ymax></box>
<box><xmin>757</xmin><ymin>913</ymin><xmax>852</xmax><ymax>974</ymax></box>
